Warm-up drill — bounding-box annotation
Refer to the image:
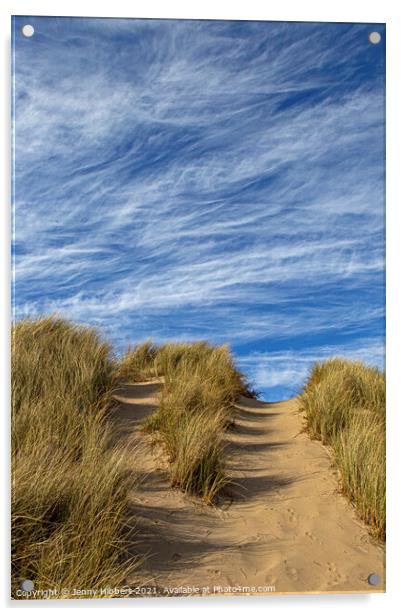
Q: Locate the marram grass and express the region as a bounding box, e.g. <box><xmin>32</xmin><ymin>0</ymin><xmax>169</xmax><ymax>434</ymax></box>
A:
<box><xmin>11</xmin><ymin>318</ymin><xmax>254</xmax><ymax>597</ymax></box>
<box><xmin>120</xmin><ymin>341</ymin><xmax>253</xmax><ymax>503</ymax></box>
<box><xmin>11</xmin><ymin>317</ymin><xmax>140</xmax><ymax>598</ymax></box>
<box><xmin>299</xmin><ymin>358</ymin><xmax>385</xmax><ymax>540</ymax></box>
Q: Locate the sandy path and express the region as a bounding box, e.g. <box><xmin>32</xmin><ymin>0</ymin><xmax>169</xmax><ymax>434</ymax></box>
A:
<box><xmin>111</xmin><ymin>382</ymin><xmax>385</xmax><ymax>595</ymax></box>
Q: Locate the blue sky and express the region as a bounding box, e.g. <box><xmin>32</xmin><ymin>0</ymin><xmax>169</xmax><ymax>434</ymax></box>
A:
<box><xmin>12</xmin><ymin>17</ymin><xmax>385</xmax><ymax>399</ymax></box>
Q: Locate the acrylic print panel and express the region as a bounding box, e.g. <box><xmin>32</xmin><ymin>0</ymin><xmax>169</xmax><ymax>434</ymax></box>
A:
<box><xmin>11</xmin><ymin>16</ymin><xmax>385</xmax><ymax>599</ymax></box>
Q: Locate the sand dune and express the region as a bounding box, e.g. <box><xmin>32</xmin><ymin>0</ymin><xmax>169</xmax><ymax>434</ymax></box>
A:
<box><xmin>112</xmin><ymin>381</ymin><xmax>385</xmax><ymax>595</ymax></box>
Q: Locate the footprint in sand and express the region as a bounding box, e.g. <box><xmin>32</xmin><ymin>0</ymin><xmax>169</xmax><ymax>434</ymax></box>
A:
<box><xmin>283</xmin><ymin>560</ymin><xmax>299</xmax><ymax>581</ymax></box>
<box><xmin>326</xmin><ymin>561</ymin><xmax>347</xmax><ymax>585</ymax></box>
<box><xmin>286</xmin><ymin>565</ymin><xmax>299</xmax><ymax>581</ymax></box>
<box><xmin>304</xmin><ymin>531</ymin><xmax>323</xmax><ymax>545</ymax></box>
<box><xmin>287</xmin><ymin>507</ymin><xmax>298</xmax><ymax>523</ymax></box>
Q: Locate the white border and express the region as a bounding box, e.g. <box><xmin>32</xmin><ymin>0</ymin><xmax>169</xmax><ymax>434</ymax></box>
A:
<box><xmin>1</xmin><ymin>1</ymin><xmax>401</xmax><ymax>614</ymax></box>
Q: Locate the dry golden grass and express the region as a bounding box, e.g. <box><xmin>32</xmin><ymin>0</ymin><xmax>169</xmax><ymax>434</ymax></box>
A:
<box><xmin>115</xmin><ymin>340</ymin><xmax>158</xmax><ymax>382</ymax></box>
<box><xmin>12</xmin><ymin>319</ymin><xmax>254</xmax><ymax>595</ymax></box>
<box><xmin>299</xmin><ymin>358</ymin><xmax>385</xmax><ymax>540</ymax></box>
<box><xmin>121</xmin><ymin>341</ymin><xmax>253</xmax><ymax>503</ymax></box>
<box><xmin>11</xmin><ymin>317</ymin><xmax>140</xmax><ymax>598</ymax></box>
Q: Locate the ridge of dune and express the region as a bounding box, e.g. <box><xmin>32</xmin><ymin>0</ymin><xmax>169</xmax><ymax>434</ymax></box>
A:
<box><xmin>111</xmin><ymin>381</ymin><xmax>385</xmax><ymax>595</ymax></box>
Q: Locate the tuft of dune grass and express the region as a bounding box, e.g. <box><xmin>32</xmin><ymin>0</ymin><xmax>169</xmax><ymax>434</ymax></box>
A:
<box><xmin>121</xmin><ymin>340</ymin><xmax>254</xmax><ymax>503</ymax></box>
<box><xmin>115</xmin><ymin>340</ymin><xmax>158</xmax><ymax>382</ymax></box>
<box><xmin>11</xmin><ymin>317</ymin><xmax>140</xmax><ymax>598</ymax></box>
<box><xmin>299</xmin><ymin>358</ymin><xmax>385</xmax><ymax>540</ymax></box>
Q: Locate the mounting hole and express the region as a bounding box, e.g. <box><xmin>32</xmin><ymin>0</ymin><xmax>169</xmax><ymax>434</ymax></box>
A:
<box><xmin>21</xmin><ymin>579</ymin><xmax>34</xmax><ymax>591</ymax></box>
<box><xmin>367</xmin><ymin>572</ymin><xmax>380</xmax><ymax>586</ymax></box>
<box><xmin>368</xmin><ymin>31</ymin><xmax>381</xmax><ymax>45</ymax></box>
<box><xmin>22</xmin><ymin>24</ymin><xmax>35</xmax><ymax>38</ymax></box>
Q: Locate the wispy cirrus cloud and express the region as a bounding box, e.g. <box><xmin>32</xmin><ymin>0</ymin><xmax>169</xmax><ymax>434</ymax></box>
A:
<box><xmin>238</xmin><ymin>339</ymin><xmax>385</xmax><ymax>399</ymax></box>
<box><xmin>12</xmin><ymin>17</ymin><xmax>385</xmax><ymax>398</ymax></box>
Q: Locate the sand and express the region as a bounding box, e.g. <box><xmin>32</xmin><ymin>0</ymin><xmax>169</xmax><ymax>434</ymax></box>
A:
<box><xmin>111</xmin><ymin>381</ymin><xmax>385</xmax><ymax>596</ymax></box>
